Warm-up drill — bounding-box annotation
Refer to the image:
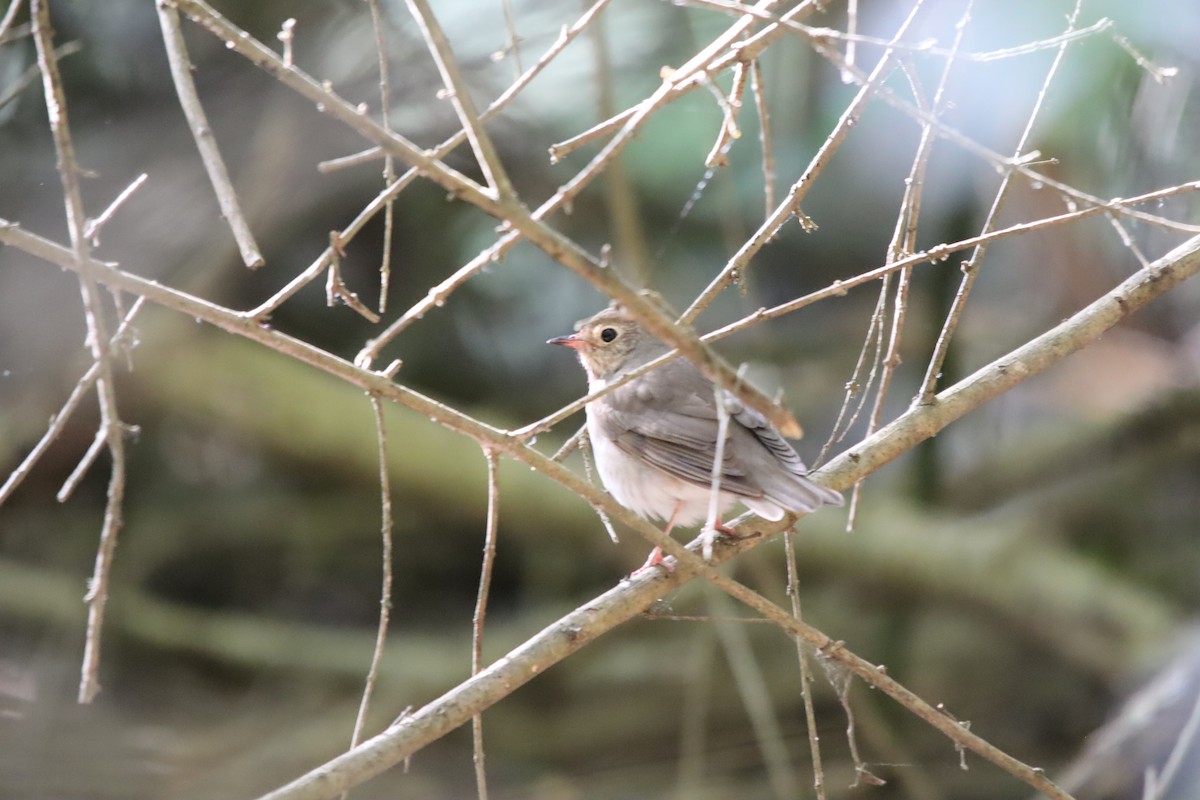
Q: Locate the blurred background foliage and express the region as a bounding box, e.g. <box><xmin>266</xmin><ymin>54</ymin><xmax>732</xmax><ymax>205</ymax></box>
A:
<box><xmin>1</xmin><ymin>0</ymin><xmax>1200</xmax><ymax>797</ymax></box>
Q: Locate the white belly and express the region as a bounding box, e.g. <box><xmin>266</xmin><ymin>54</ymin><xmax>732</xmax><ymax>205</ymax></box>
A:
<box><xmin>586</xmin><ymin>410</ymin><xmax>737</xmax><ymax>529</ymax></box>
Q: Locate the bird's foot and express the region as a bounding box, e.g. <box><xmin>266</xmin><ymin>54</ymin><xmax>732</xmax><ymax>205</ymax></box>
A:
<box><xmin>630</xmin><ymin>546</ymin><xmax>674</xmax><ymax>577</ymax></box>
<box><xmin>700</xmin><ymin>520</ymin><xmax>737</xmax><ymax>561</ymax></box>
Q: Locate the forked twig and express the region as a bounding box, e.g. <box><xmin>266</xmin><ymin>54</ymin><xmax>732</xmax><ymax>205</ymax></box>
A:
<box><xmin>403</xmin><ymin>0</ymin><xmax>515</xmax><ymax>201</ymax></box>
<box><xmin>31</xmin><ymin>0</ymin><xmax>128</xmax><ymax>704</ymax></box>
<box><xmin>847</xmin><ymin>0</ymin><xmax>973</xmax><ymax>522</ymax></box>
<box><xmin>0</xmin><ymin>298</ymin><xmax>145</xmax><ymax>506</ymax></box>
<box><xmin>917</xmin><ymin>0</ymin><xmax>1084</xmax><ymax>403</ymax></box>
<box><xmin>680</xmin><ymin>0</ymin><xmax>926</xmax><ymax>324</ymax></box>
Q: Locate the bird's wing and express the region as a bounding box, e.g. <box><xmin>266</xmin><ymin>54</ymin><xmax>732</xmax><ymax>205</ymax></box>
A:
<box><xmin>594</xmin><ymin>360</ymin><xmax>843</xmax><ymax>511</ymax></box>
<box><xmin>644</xmin><ymin>362</ymin><xmax>812</xmax><ymax>478</ymax></box>
<box><xmin>594</xmin><ymin>364</ymin><xmax>766</xmax><ymax>498</ymax></box>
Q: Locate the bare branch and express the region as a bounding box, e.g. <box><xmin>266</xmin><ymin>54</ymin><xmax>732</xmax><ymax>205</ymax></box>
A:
<box><xmin>253</xmin><ymin>0</ymin><xmax>615</xmax><ymax>318</ymax></box>
<box><xmin>169</xmin><ymin>0</ymin><xmax>805</xmax><ymax>438</ymax></box>
<box><xmin>917</xmin><ymin>0</ymin><xmax>1083</xmax><ymax>403</ymax></box>
<box><xmin>0</xmin><ymin>298</ymin><xmax>145</xmax><ymax>506</ymax></box>
<box><xmin>31</xmin><ymin>0</ymin><xmax>129</xmax><ymax>706</ymax></box>
<box><xmin>784</xmin><ymin>533</ymin><xmax>828</xmax><ymax>799</ymax></box>
<box><xmin>471</xmin><ymin>449</ymin><xmax>500</xmax><ymax>800</ymax></box>
<box><xmin>403</xmin><ymin>0</ymin><xmax>516</xmax><ymax>201</ymax></box>
<box><xmin>680</xmin><ymin>0</ymin><xmax>925</xmax><ymax>324</ymax></box>
<box><xmin>155</xmin><ymin>0</ymin><xmax>264</xmax><ymax>268</ymax></box>
<box><xmin>364</xmin><ymin>0</ymin><xmax>396</xmax><ymax>314</ymax></box>
<box><xmin>84</xmin><ymin>172</ymin><xmax>148</xmax><ymax>244</ymax></box>
<box><xmin>0</xmin><ymin>0</ymin><xmax>21</xmax><ymax>41</ymax></box>
<box><xmin>748</xmin><ymin>59</ymin><xmax>775</xmax><ymax>218</ymax></box>
<box><xmin>11</xmin><ymin>214</ymin><xmax>1196</xmax><ymax>799</ymax></box>
<box><xmin>347</xmin><ymin>396</ymin><xmax>396</xmax><ymax>753</ymax></box>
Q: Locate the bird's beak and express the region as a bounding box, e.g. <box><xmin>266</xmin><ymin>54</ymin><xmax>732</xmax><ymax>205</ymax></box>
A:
<box><xmin>547</xmin><ymin>333</ymin><xmax>585</xmax><ymax>350</ymax></box>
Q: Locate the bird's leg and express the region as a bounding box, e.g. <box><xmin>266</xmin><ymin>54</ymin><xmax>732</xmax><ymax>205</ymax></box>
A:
<box><xmin>699</xmin><ymin>512</ymin><xmax>739</xmax><ymax>561</ymax></box>
<box><xmin>631</xmin><ymin>501</ymin><xmax>684</xmax><ymax>576</ymax></box>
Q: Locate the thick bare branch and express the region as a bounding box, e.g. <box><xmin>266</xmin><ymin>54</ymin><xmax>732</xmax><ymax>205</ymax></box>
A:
<box><xmin>6</xmin><ymin>216</ymin><xmax>1197</xmax><ymax>799</ymax></box>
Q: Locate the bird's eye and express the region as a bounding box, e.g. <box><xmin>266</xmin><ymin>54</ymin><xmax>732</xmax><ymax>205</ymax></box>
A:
<box><xmin>600</xmin><ymin>327</ymin><xmax>618</xmax><ymax>343</ymax></box>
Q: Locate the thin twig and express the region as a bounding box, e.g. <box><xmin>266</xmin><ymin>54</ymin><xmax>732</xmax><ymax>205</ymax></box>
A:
<box><xmin>841</xmin><ymin>0</ymin><xmax>857</xmax><ymax>82</ymax></box>
<box><xmin>834</xmin><ymin>284</ymin><xmax>887</xmax><ymax>522</ymax></box>
<box><xmin>495</xmin><ymin>0</ymin><xmax>522</xmax><ymax>77</ymax></box>
<box><xmin>917</xmin><ymin>0</ymin><xmax>1082</xmax><ymax>404</ymax></box>
<box><xmin>0</xmin><ymin>298</ymin><xmax>145</xmax><ymax>506</ymax></box>
<box><xmin>1143</xmin><ymin>681</ymin><xmax>1200</xmax><ymax>799</ymax></box>
<box><xmin>404</xmin><ymin>0</ymin><xmax>515</xmax><ymax>200</ymax></box>
<box><xmin>471</xmin><ymin>449</ymin><xmax>500</xmax><ymax>800</ymax></box>
<box><xmin>56</xmin><ymin>429</ymin><xmax>107</xmax><ymax>503</ymax></box>
<box><xmin>84</xmin><ymin>172</ymin><xmax>148</xmax><ymax>244</ymax></box>
<box><xmin>589</xmin><ymin>1</ymin><xmax>650</xmax><ymax>282</ymax></box>
<box><xmin>748</xmin><ymin>59</ymin><xmax>775</xmax><ymax>218</ymax></box>
<box><xmin>577</xmin><ymin>431</ymin><xmax>619</xmax><ymax>543</ymax></box>
<box><xmin>155</xmin><ymin>0</ymin><xmax>264</xmax><ymax>268</ymax></box>
<box><xmin>815</xmin><ymin>305</ymin><xmax>878</xmax><ymax>467</ymax></box>
<box><xmin>0</xmin><ymin>40</ymin><xmax>81</xmax><ymax>112</ymax></box>
<box><xmin>348</xmin><ymin>397</ymin><xmax>396</xmax><ymax>752</ymax></box>
<box><xmin>276</xmin><ymin>17</ymin><xmax>295</xmax><ymax>67</ymax></box>
<box><xmin>31</xmin><ymin>0</ymin><xmax>128</xmax><ymax>705</ymax></box>
<box><xmin>0</xmin><ymin>0</ymin><xmax>24</xmax><ymax>42</ymax></box>
<box><xmin>317</xmin><ymin>147</ymin><xmax>383</xmax><ymax>173</ymax></box>
<box><xmin>325</xmin><ymin>237</ymin><xmax>381</xmax><ymax>323</ymax></box>
<box><xmin>680</xmin><ymin>0</ymin><xmax>926</xmax><ymax>324</ymax></box>
<box><xmin>240</xmin><ymin>0</ymin><xmax>615</xmax><ymax>323</ymax></box>
<box><xmin>702</xmin><ymin>374</ymin><xmax>737</xmax><ymax>560</ymax></box>
<box><xmin>1108</xmin><ymin>33</ymin><xmax>1178</xmax><ymax>84</ymax></box>
<box><xmin>700</xmin><ymin>63</ymin><xmax>745</xmax><ymax>168</ymax></box>
<box><xmin>548</xmin><ymin>107</ymin><xmax>635</xmax><ymax>162</ymax></box>
<box><xmin>365</xmin><ymin>0</ymin><xmax>396</xmax><ymax>314</ymax></box>
<box><xmin>850</xmin><ymin>0</ymin><xmax>973</xmax><ymax>521</ymax></box>
<box><xmin>784</xmin><ymin>532</ymin><xmax>826</xmax><ymax>800</ymax></box>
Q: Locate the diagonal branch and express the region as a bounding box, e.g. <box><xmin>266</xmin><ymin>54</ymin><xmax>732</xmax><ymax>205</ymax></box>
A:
<box><xmin>681</xmin><ymin>0</ymin><xmax>924</xmax><ymax>324</ymax></box>
<box><xmin>917</xmin><ymin>0</ymin><xmax>1084</xmax><ymax>403</ymax></box>
<box><xmin>403</xmin><ymin>0</ymin><xmax>516</xmax><ymax>201</ymax></box>
<box><xmin>155</xmin><ymin>0</ymin><xmax>264</xmax><ymax>268</ymax></box>
<box><xmin>6</xmin><ymin>217</ymin><xmax>1198</xmax><ymax>799</ymax></box>
<box><xmin>171</xmin><ymin>0</ymin><xmax>804</xmax><ymax>439</ymax></box>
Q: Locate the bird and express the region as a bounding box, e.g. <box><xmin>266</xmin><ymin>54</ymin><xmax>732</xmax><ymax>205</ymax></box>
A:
<box><xmin>549</xmin><ymin>303</ymin><xmax>843</xmax><ymax>571</ymax></box>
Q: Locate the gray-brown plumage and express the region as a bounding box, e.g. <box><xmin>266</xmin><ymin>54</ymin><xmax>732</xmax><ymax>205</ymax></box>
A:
<box><xmin>550</xmin><ymin>305</ymin><xmax>842</xmax><ymax>565</ymax></box>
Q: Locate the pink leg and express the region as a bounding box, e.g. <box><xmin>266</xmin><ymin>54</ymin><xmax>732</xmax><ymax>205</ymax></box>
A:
<box><xmin>631</xmin><ymin>501</ymin><xmax>683</xmax><ymax>576</ymax></box>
